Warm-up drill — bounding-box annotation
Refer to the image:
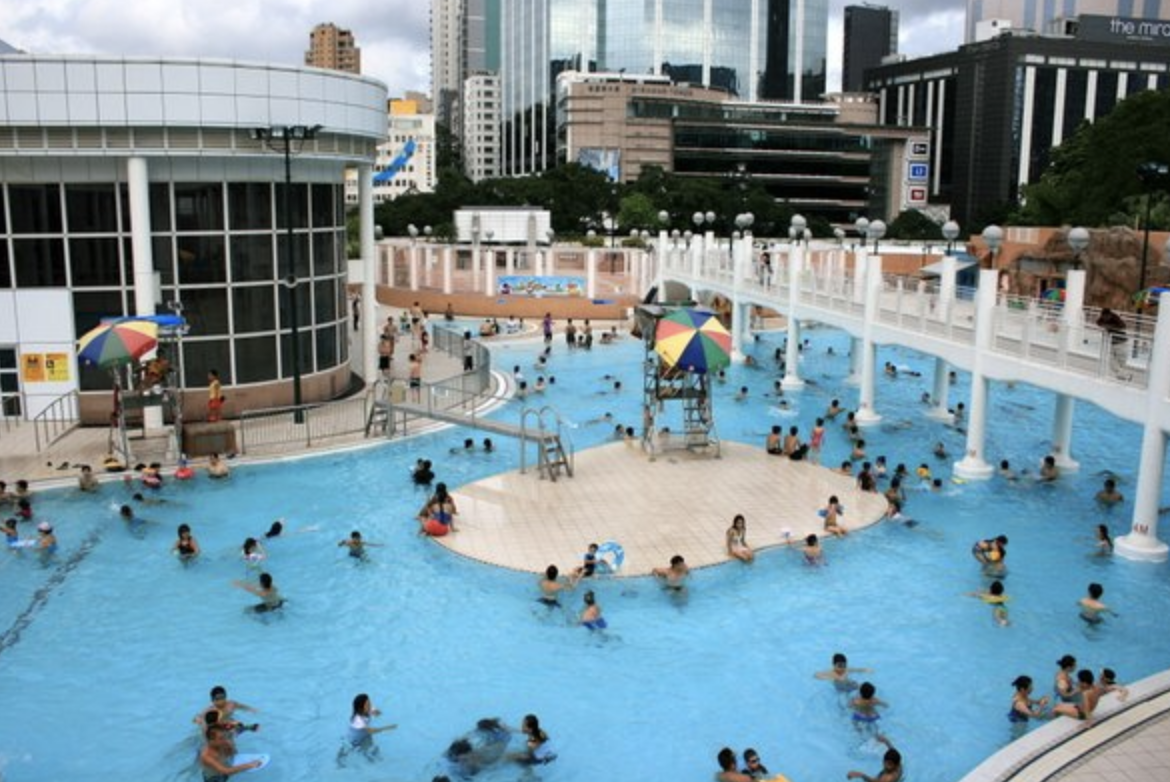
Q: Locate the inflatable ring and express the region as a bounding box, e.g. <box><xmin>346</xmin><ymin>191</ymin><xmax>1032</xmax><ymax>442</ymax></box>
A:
<box><xmin>596</xmin><ymin>541</ymin><xmax>624</xmax><ymax>574</ymax></box>
<box><xmin>103</xmin><ymin>457</ymin><xmax>125</xmax><ymax>472</ymax></box>
<box><xmin>174</xmin><ymin>467</ymin><xmax>195</xmax><ymax>480</ymax></box>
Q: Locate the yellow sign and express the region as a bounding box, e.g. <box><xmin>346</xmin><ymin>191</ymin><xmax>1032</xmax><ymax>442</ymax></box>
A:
<box><xmin>44</xmin><ymin>353</ymin><xmax>70</xmax><ymax>382</ymax></box>
<box><xmin>21</xmin><ymin>353</ymin><xmax>45</xmax><ymax>382</ymax></box>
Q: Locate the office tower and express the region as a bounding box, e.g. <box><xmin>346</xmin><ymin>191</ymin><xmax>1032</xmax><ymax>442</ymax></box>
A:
<box><xmin>966</xmin><ymin>0</ymin><xmax>1170</xmax><ymax>43</ymax></box>
<box><xmin>463</xmin><ymin>73</ymin><xmax>501</xmax><ymax>182</ymax></box>
<box><xmin>843</xmin><ymin>4</ymin><xmax>898</xmax><ymax>93</ymax></box>
<box><xmin>501</xmin><ymin>0</ymin><xmax>829</xmax><ymax>175</ymax></box>
<box><xmin>304</xmin><ymin>23</ymin><xmax>361</xmax><ymax>74</ymax></box>
<box><xmin>432</xmin><ymin>0</ymin><xmax>463</xmax><ymax>129</ymax></box>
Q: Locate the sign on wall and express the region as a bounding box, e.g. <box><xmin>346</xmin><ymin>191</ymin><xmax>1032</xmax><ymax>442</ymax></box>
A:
<box><xmin>1079</xmin><ymin>15</ymin><xmax>1170</xmax><ymax>46</ymax></box>
<box><xmin>44</xmin><ymin>353</ymin><xmax>70</xmax><ymax>382</ymax></box>
<box><xmin>907</xmin><ymin>162</ymin><xmax>929</xmax><ymax>182</ymax></box>
<box><xmin>21</xmin><ymin>353</ymin><xmax>71</xmax><ymax>383</ymax></box>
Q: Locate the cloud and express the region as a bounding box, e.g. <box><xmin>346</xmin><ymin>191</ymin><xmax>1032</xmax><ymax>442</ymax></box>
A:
<box><xmin>0</xmin><ymin>1</ymin><xmax>968</xmax><ymax>100</ymax></box>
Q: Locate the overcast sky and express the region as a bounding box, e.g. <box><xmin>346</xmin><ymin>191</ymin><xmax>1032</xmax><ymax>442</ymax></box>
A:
<box><xmin>2</xmin><ymin>0</ymin><xmax>966</xmax><ymax>97</ymax></box>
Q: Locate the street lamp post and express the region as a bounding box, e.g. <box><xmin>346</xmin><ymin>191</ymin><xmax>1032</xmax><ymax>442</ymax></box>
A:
<box><xmin>942</xmin><ymin>220</ymin><xmax>960</xmax><ymax>255</ymax></box>
<box><xmin>251</xmin><ymin>123</ymin><xmax>322</xmax><ymax>422</ymax></box>
<box><xmin>1067</xmin><ymin>226</ymin><xmax>1090</xmax><ymax>268</ymax></box>
<box><xmin>868</xmin><ymin>219</ymin><xmax>887</xmax><ymax>253</ymax></box>
<box><xmin>1137</xmin><ymin>161</ymin><xmax>1169</xmax><ymax>296</ymax></box>
<box><xmin>854</xmin><ymin>217</ymin><xmax>870</xmax><ymax>252</ymax></box>
<box><xmin>982</xmin><ymin>224</ymin><xmax>1004</xmax><ymax>268</ymax></box>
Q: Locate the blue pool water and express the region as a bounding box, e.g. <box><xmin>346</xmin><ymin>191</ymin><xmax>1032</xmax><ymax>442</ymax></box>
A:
<box><xmin>2</xmin><ymin>327</ymin><xmax>1169</xmax><ymax>782</ymax></box>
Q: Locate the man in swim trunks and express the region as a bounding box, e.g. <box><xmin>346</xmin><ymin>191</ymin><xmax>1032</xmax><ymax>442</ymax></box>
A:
<box><xmin>233</xmin><ymin>573</ymin><xmax>283</xmax><ymax>613</ymax></box>
<box><xmin>195</xmin><ymin>686</ymin><xmax>260</xmax><ymax>732</ymax></box>
<box><xmin>199</xmin><ymin>724</ymin><xmax>262</xmax><ymax>780</ymax></box>
<box><xmin>651</xmin><ymin>555</ymin><xmax>689</xmax><ymax>590</ymax></box>
<box><xmin>537</xmin><ymin>565</ymin><xmax>573</xmax><ymax>606</ymax></box>
<box><xmin>850</xmin><ymin>682</ymin><xmax>886</xmax><ymax>734</ymax></box>
<box><xmin>846</xmin><ymin>736</ymin><xmax>903</xmax><ymax>782</ymax></box>
<box><xmin>1052</xmin><ymin>670</ymin><xmax>1100</xmax><ymax>721</ymax></box>
<box><xmin>338</xmin><ymin>530</ymin><xmax>381</xmax><ymax>560</ymax></box>
<box><xmin>1078</xmin><ymin>582</ymin><xmax>1116</xmax><ymax>624</ymax></box>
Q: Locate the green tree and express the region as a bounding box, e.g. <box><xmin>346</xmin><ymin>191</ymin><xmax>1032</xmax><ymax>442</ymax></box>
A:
<box><xmin>886</xmin><ymin>210</ymin><xmax>944</xmax><ymax>241</ymax></box>
<box><xmin>1019</xmin><ymin>90</ymin><xmax>1170</xmax><ymax>227</ymax></box>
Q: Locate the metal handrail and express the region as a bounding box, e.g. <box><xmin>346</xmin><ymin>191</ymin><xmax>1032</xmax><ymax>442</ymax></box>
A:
<box><xmin>238</xmin><ymin>395</ymin><xmax>371</xmax><ymax>454</ymax></box>
<box><xmin>32</xmin><ymin>390</ymin><xmax>80</xmax><ymax>452</ymax></box>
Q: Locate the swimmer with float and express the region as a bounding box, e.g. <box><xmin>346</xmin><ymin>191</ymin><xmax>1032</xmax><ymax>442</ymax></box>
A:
<box><xmin>967</xmin><ymin>580</ymin><xmax>1010</xmax><ymax>626</ymax></box>
<box><xmin>418</xmin><ymin>482</ymin><xmax>457</xmax><ymax>537</ymax></box>
<box><xmin>971</xmin><ymin>535</ymin><xmax>1007</xmax><ymax>573</ymax></box>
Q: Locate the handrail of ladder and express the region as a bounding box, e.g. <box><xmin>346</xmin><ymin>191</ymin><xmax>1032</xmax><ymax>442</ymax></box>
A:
<box><xmin>32</xmin><ymin>389</ymin><xmax>81</xmax><ymax>453</ymax></box>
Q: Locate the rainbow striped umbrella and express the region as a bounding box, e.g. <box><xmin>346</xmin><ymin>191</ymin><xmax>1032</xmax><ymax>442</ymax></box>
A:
<box><xmin>654</xmin><ymin>308</ymin><xmax>732</xmax><ymax>375</ymax></box>
<box><xmin>77</xmin><ymin>320</ymin><xmax>158</xmax><ymax>369</ymax></box>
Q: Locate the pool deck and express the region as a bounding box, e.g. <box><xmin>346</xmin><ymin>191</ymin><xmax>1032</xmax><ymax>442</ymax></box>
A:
<box><xmin>436</xmin><ymin>440</ymin><xmax>888</xmax><ymax>575</ymax></box>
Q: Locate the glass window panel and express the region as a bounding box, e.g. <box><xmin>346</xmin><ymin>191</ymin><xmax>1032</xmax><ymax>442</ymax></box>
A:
<box><xmin>0</xmin><ymin>373</ymin><xmax>16</xmax><ymax>393</ymax></box>
<box><xmin>277</xmin><ymin>284</ymin><xmax>312</xmax><ymax>330</ymax></box>
<box><xmin>0</xmin><ymin>349</ymin><xmax>16</xmax><ymax>370</ymax></box>
<box><xmin>334</xmin><ymin>228</ymin><xmax>346</xmax><ymax>274</ymax></box>
<box><xmin>280</xmin><ymin>331</ymin><xmax>315</xmax><ymax>377</ymax></box>
<box><xmin>66</xmin><ymin>184</ymin><xmax>118</xmax><ymax>233</ymax></box>
<box><xmin>316</xmin><ymin>324</ymin><xmax>338</xmax><ymax>369</ymax></box>
<box><xmin>118</xmin><ymin>183</ymin><xmax>130</xmax><ymax>232</ymax></box>
<box><xmin>311</xmin><ymin>183</ymin><xmax>334</xmax><ymax>228</ymax></box>
<box><xmin>334</xmin><ymin>186</ymin><xmax>344</xmax><ymax>228</ymax></box>
<box><xmin>230</xmin><ymin>234</ymin><xmax>274</xmax><ymax>282</ymax></box>
<box><xmin>234</xmin><ymin>335</ymin><xmax>278</xmax><ymax>384</ymax></box>
<box><xmin>180</xmin><ymin>288</ymin><xmax>229</xmax><ymax>335</ymax></box>
<box><xmin>232</xmin><ymin>286</ymin><xmax>276</xmax><ymax>333</ymax></box>
<box><xmin>0</xmin><ymin>242</ymin><xmax>11</xmax><ymax>288</ymax></box>
<box><xmin>173</xmin><ymin>183</ymin><xmax>224</xmax><ymax>231</ymax></box>
<box><xmin>312</xmin><ymin>231</ymin><xmax>335</xmax><ymax>276</ymax></box>
<box><xmin>0</xmin><ymin>187</ymin><xmax>6</xmax><ymax>233</ymax></box>
<box><xmin>339</xmin><ymin>317</ymin><xmax>349</xmax><ymax>363</ymax></box>
<box><xmin>9</xmin><ymin>184</ymin><xmax>62</xmax><ymax>234</ymax></box>
<box><xmin>181</xmin><ymin>339</ymin><xmax>232</xmax><ymax>389</ymax></box>
<box><xmin>150</xmin><ymin>183</ymin><xmax>172</xmax><ymax>232</ymax></box>
<box><xmin>314</xmin><ymin>278</ymin><xmax>337</xmax><ymax>324</ymax></box>
<box><xmin>13</xmin><ymin>238</ymin><xmax>66</xmax><ymax>287</ymax></box>
<box><xmin>275</xmin><ymin>183</ymin><xmax>309</xmax><ymax>230</ymax></box>
<box><xmin>70</xmin><ymin>237</ymin><xmax>122</xmax><ymax>287</ymax></box>
<box><xmin>74</xmin><ymin>290</ymin><xmax>125</xmax><ymax>390</ymax></box>
<box><xmin>229</xmin><ymin>183</ymin><xmax>273</xmax><ymax>231</ymax></box>
<box><xmin>276</xmin><ymin>232</ymin><xmax>311</xmax><ymax>280</ymax></box>
<box><xmin>152</xmin><ymin>236</ymin><xmax>175</xmax><ymax>286</ymax></box>
<box><xmin>176</xmin><ymin>235</ymin><xmax>227</xmax><ymax>284</ymax></box>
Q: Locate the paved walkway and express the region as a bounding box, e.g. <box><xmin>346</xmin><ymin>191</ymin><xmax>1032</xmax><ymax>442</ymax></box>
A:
<box><xmin>437</xmin><ymin>441</ymin><xmax>889</xmax><ymax>576</ymax></box>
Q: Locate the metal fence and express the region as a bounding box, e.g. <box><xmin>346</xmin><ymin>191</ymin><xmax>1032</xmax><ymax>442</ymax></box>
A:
<box><xmin>238</xmin><ymin>395</ymin><xmax>371</xmax><ymax>454</ymax></box>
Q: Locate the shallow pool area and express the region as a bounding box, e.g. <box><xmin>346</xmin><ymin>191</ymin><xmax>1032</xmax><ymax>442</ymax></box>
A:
<box><xmin>1</xmin><ymin>328</ymin><xmax>1169</xmax><ymax>782</ymax></box>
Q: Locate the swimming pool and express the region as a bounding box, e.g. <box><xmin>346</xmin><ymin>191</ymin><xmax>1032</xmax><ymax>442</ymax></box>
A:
<box><xmin>1</xmin><ymin>327</ymin><xmax>1168</xmax><ymax>782</ymax></box>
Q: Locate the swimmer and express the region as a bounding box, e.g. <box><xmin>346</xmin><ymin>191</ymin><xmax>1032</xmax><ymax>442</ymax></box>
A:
<box><xmin>1051</xmin><ymin>670</ymin><xmax>1100</xmax><ymax>721</ymax></box>
<box><xmin>482</xmin><ymin>438</ymin><xmax>493</xmax><ymax>453</ymax></box>
<box><xmin>233</xmin><ymin>572</ymin><xmax>283</xmax><ymax>613</ymax></box>
<box><xmin>3</xmin><ymin>517</ymin><xmax>22</xmax><ymax>548</ymax></box>
<box><xmin>715</xmin><ymin>747</ymin><xmax>754</xmax><ymax>782</ymax></box>
<box><xmin>1078</xmin><ymin>582</ymin><xmax>1117</xmax><ymax>624</ymax></box>
<box><xmin>932</xmin><ymin>441</ymin><xmax>948</xmax><ymax>460</ymax></box>
<box><xmin>412</xmin><ymin>459</ymin><xmax>435</xmax><ymax>485</ymax></box>
<box><xmin>849</xmin><ymin>682</ymin><xmax>886</xmax><ymax>734</ymax></box>
<box><xmin>338</xmin><ymin>530</ymin><xmax>382</xmax><ymax>559</ymax></box>
<box><xmin>199</xmin><ymin>724</ymin><xmax>263</xmax><ymax>778</ymax></box>
<box><xmin>971</xmin><ymin>535</ymin><xmax>1007</xmax><ymax>571</ymax></box>
<box><xmin>347</xmin><ymin>693</ymin><xmax>396</xmax><ymax>752</ymax></box>
<box><xmin>537</xmin><ymin>564</ymin><xmax>573</xmax><ymax>606</ymax></box>
<box><xmin>726</xmin><ymin>514</ymin><xmax>754</xmax><ymax>562</ymax></box>
<box><xmin>418</xmin><ymin>482</ymin><xmax>458</xmax><ymax>536</ymax></box>
<box><xmin>815</xmin><ymin>652</ymin><xmax>871</xmax><ymax>691</ymax></box>
<box><xmin>264</xmin><ymin>520</ymin><xmax>284</xmax><ymax>538</ymax></box>
<box><xmin>651</xmin><ymin>554</ymin><xmax>690</xmax><ymax>590</ymax></box>
<box><xmin>207</xmin><ymin>452</ymin><xmax>230</xmax><ymax>479</ymax></box>
<box><xmin>1093</xmin><ymin>524</ymin><xmax>1113</xmax><ymax>556</ymax></box>
<box><xmin>967</xmin><ymin>580</ymin><xmax>1010</xmax><ymax>626</ymax></box>
<box><xmin>766</xmin><ymin>425</ymin><xmax>783</xmax><ymax>455</ymax></box>
<box><xmin>915</xmin><ymin>463</ymin><xmax>932</xmax><ymax>481</ymax></box>
<box><xmin>826</xmin><ymin>399</ymin><xmax>843</xmax><ymax>419</ymax></box>
<box><xmin>740</xmin><ymin>748</ymin><xmax>771</xmax><ymax>781</ymax></box>
<box><xmin>998</xmin><ymin>460</ymin><xmax>1017</xmax><ymax>482</ymax></box>
<box><xmin>1095</xmin><ymin>478</ymin><xmax>1123</xmax><ymax>506</ymax></box>
<box><xmin>735</xmin><ymin>385</ymin><xmax>749</xmax><ymax>401</ymax></box>
<box><xmin>172</xmin><ymin>523</ymin><xmax>200</xmax><ymax>561</ymax></box>
<box><xmin>131</xmin><ymin>491</ymin><xmax>167</xmax><ymax>506</ymax></box>
<box><xmin>809</xmin><ymin>418</ymin><xmax>825</xmax><ymax>464</ymax></box>
<box><xmin>1008</xmin><ymin>676</ymin><xmax>1050</xmax><ymax>724</ymax></box>
<box><xmin>242</xmin><ymin>537</ymin><xmax>266</xmax><ymax>566</ymax></box>
<box><xmin>36</xmin><ymin>522</ymin><xmax>57</xmax><ymax>555</ymax></box>
<box><xmin>580</xmin><ymin>590</ymin><xmax>607</xmax><ymax>630</ymax></box>
<box><xmin>195</xmin><ymin>685</ymin><xmax>259</xmax><ymax>732</ymax></box>
<box><xmin>802</xmin><ymin>533</ymin><xmax>825</xmax><ymax>566</ymax></box>
<box><xmin>1038</xmin><ymin>455</ymin><xmax>1059</xmax><ymax>483</ymax></box>
<box><xmin>1054</xmin><ymin>655</ymin><xmax>1078</xmax><ymax>702</ymax></box>
<box><xmin>78</xmin><ymin>465</ymin><xmax>100</xmax><ymax>492</ymax></box>
<box><xmin>846</xmin><ymin>736</ymin><xmax>902</xmax><ymax>782</ymax></box>
<box><xmin>1097</xmin><ymin>668</ymin><xmax>1129</xmax><ymax>702</ymax></box>
<box><xmin>513</xmin><ymin>714</ymin><xmax>555</xmax><ymax>765</ymax></box>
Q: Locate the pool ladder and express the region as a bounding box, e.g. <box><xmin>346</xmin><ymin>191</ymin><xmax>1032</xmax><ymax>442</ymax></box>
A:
<box><xmin>520</xmin><ymin>406</ymin><xmax>574</xmax><ymax>481</ymax></box>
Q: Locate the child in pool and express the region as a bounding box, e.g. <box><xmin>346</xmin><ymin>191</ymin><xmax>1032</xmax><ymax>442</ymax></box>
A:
<box><xmin>968</xmin><ymin>580</ymin><xmax>1010</xmax><ymax>626</ymax></box>
<box><xmin>815</xmin><ymin>653</ymin><xmax>871</xmax><ymax>692</ymax></box>
<box><xmin>850</xmin><ymin>682</ymin><xmax>886</xmax><ymax>733</ymax></box>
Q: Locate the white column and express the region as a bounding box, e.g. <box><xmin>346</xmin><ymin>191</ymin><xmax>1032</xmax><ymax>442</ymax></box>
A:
<box><xmin>731</xmin><ymin>301</ymin><xmax>747</xmax><ymax>362</ymax></box>
<box><xmin>359</xmin><ymin>164</ymin><xmax>377</xmax><ymax>384</ymax></box>
<box><xmin>408</xmin><ymin>244</ymin><xmax>419</xmax><ymax>291</ymax></box>
<box><xmin>926</xmin><ymin>356</ymin><xmax>953</xmax><ymax>422</ymax></box>
<box><xmin>846</xmin><ymin>337</ymin><xmax>863</xmax><ymax>386</ymax></box>
<box><xmin>690</xmin><ymin>237</ymin><xmax>702</xmax><ymax>279</ymax></box>
<box><xmin>782</xmin><ymin>240</ymin><xmax>804</xmax><ymax>388</ymax></box>
<box><xmin>954</xmin><ymin>269</ymin><xmax>999</xmax><ymax>480</ymax></box>
<box><xmin>423</xmin><ymin>246</ymin><xmax>433</xmax><ymax>288</ymax></box>
<box><xmin>731</xmin><ymin>235</ymin><xmax>747</xmax><ymax>363</ymax></box>
<box><xmin>127</xmin><ymin>157</ymin><xmax>164</xmax><ymax>432</ymax></box>
<box><xmin>546</xmin><ymin>245</ymin><xmax>557</xmax><ymax>276</ymax></box>
<box><xmin>586</xmin><ymin>249</ymin><xmax>597</xmax><ymax>299</ymax></box>
<box><xmin>442</xmin><ymin>247</ymin><xmax>453</xmax><ymax>295</ymax></box>
<box><xmin>534</xmin><ymin>251</ymin><xmax>544</xmax><ymax>277</ymax></box>
<box><xmin>1115</xmin><ymin>302</ymin><xmax>1170</xmax><ymax>562</ymax></box>
<box><xmin>1049</xmin><ymin>393</ymin><xmax>1079</xmax><ymax>471</ymax></box>
<box><xmin>1063</xmin><ymin>269</ymin><xmax>1086</xmax><ymax>348</ymax></box>
<box><xmin>484</xmin><ymin>247</ymin><xmax>496</xmax><ymax>298</ymax></box>
<box><xmin>505</xmin><ymin>247</ymin><xmax>515</xmax><ymax>276</ymax></box>
<box><xmin>1017</xmin><ymin>66</ymin><xmax>1037</xmax><ymax>190</ymax></box>
<box><xmin>855</xmin><ymin>253</ymin><xmax>882</xmax><ymax>426</ymax></box>
<box><xmin>471</xmin><ymin>245</ymin><xmax>481</xmax><ymax>293</ymax></box>
<box><xmin>938</xmin><ymin>254</ymin><xmax>956</xmax><ymax>323</ymax></box>
<box><xmin>1052</xmin><ymin>68</ymin><xmax>1068</xmax><ymax>146</ymax></box>
<box><xmin>1085</xmin><ymin>70</ymin><xmax>1098</xmax><ymax>120</ymax></box>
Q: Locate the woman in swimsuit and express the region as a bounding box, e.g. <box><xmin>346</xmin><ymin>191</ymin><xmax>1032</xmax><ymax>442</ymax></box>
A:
<box><xmin>173</xmin><ymin>523</ymin><xmax>200</xmax><ymax>562</ymax></box>
<box><xmin>1054</xmin><ymin>655</ymin><xmax>1078</xmax><ymax>702</ymax></box>
<box><xmin>1052</xmin><ymin>670</ymin><xmax>1100</xmax><ymax>720</ymax></box>
<box><xmin>725</xmin><ymin>514</ymin><xmax>754</xmax><ymax>562</ymax></box>
<box><xmin>418</xmin><ymin>482</ymin><xmax>458</xmax><ymax>536</ymax></box>
<box><xmin>971</xmin><ymin>535</ymin><xmax>1007</xmax><ymax>572</ymax></box>
<box><xmin>1008</xmin><ymin>675</ymin><xmax>1049</xmax><ymax>724</ymax></box>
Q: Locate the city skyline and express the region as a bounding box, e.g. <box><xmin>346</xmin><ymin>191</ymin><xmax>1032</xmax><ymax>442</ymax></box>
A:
<box><xmin>2</xmin><ymin>0</ymin><xmax>965</xmax><ymax>100</ymax></box>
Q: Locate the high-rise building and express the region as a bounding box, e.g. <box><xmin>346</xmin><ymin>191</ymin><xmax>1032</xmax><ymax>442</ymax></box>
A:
<box><xmin>501</xmin><ymin>0</ymin><xmax>829</xmax><ymax>176</ymax></box>
<box><xmin>867</xmin><ymin>26</ymin><xmax>1170</xmax><ymax>225</ymax></box>
<box><xmin>463</xmin><ymin>73</ymin><xmax>501</xmax><ymax>182</ymax></box>
<box><xmin>843</xmin><ymin>4</ymin><xmax>898</xmax><ymax>93</ymax></box>
<box><xmin>432</xmin><ymin>0</ymin><xmax>463</xmax><ymax>129</ymax></box>
<box><xmin>966</xmin><ymin>0</ymin><xmax>1170</xmax><ymax>43</ymax></box>
<box><xmin>304</xmin><ymin>23</ymin><xmax>361</xmax><ymax>74</ymax></box>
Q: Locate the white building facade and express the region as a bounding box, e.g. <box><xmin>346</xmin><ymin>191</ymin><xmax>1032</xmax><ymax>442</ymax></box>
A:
<box><xmin>462</xmin><ymin>72</ymin><xmax>501</xmax><ymax>182</ymax></box>
<box><xmin>0</xmin><ymin>55</ymin><xmax>387</xmax><ymax>421</ymax></box>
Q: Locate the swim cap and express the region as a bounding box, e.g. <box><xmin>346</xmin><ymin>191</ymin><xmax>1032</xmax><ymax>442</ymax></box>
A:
<box><xmin>37</xmin><ymin>521</ymin><xmax>52</xmax><ymax>532</ymax></box>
